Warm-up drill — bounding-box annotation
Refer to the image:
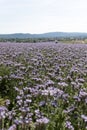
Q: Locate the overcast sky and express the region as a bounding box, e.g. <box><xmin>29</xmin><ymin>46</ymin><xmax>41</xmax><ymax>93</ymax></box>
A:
<box><xmin>0</xmin><ymin>0</ymin><xmax>87</xmax><ymax>34</ymax></box>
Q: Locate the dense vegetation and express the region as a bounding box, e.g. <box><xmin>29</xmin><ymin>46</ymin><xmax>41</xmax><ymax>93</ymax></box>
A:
<box><xmin>0</xmin><ymin>42</ymin><xmax>87</xmax><ymax>130</ymax></box>
<box><xmin>0</xmin><ymin>32</ymin><xmax>87</xmax><ymax>43</ymax></box>
<box><xmin>0</xmin><ymin>37</ymin><xmax>87</xmax><ymax>44</ymax></box>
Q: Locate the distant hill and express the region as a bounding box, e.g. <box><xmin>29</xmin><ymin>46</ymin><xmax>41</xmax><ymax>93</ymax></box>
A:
<box><xmin>0</xmin><ymin>32</ymin><xmax>87</xmax><ymax>39</ymax></box>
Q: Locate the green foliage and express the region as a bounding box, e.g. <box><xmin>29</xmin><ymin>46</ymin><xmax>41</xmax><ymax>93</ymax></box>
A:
<box><xmin>0</xmin><ymin>65</ymin><xmax>10</xmax><ymax>97</ymax></box>
<box><xmin>0</xmin><ymin>65</ymin><xmax>10</xmax><ymax>77</ymax></box>
<box><xmin>0</xmin><ymin>65</ymin><xmax>17</xmax><ymax>104</ymax></box>
<box><xmin>0</xmin><ymin>98</ymin><xmax>5</xmax><ymax>105</ymax></box>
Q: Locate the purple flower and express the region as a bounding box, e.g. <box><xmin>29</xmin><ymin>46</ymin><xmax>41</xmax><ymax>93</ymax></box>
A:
<box><xmin>0</xmin><ymin>106</ymin><xmax>8</xmax><ymax>119</ymax></box>
<box><xmin>8</xmin><ymin>124</ymin><xmax>16</xmax><ymax>130</ymax></box>
<box><xmin>81</xmin><ymin>115</ymin><xmax>87</xmax><ymax>122</ymax></box>
<box><xmin>5</xmin><ymin>99</ymin><xmax>10</xmax><ymax>106</ymax></box>
<box><xmin>65</xmin><ymin>121</ymin><xmax>74</xmax><ymax>130</ymax></box>
<box><xmin>39</xmin><ymin>101</ymin><xmax>46</xmax><ymax>107</ymax></box>
<box><xmin>36</xmin><ymin>117</ymin><xmax>49</xmax><ymax>124</ymax></box>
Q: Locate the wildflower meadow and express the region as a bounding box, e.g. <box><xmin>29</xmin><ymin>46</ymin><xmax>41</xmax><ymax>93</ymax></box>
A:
<box><xmin>0</xmin><ymin>42</ymin><xmax>87</xmax><ymax>130</ymax></box>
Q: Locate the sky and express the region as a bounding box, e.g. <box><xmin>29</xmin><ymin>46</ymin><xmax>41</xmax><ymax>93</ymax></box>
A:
<box><xmin>0</xmin><ymin>0</ymin><xmax>87</xmax><ymax>34</ymax></box>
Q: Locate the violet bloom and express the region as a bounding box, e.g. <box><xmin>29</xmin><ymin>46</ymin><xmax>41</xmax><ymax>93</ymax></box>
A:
<box><xmin>5</xmin><ymin>99</ymin><xmax>10</xmax><ymax>106</ymax></box>
<box><xmin>0</xmin><ymin>106</ymin><xmax>7</xmax><ymax>119</ymax></box>
<box><xmin>36</xmin><ymin>117</ymin><xmax>49</xmax><ymax>124</ymax></box>
<box><xmin>81</xmin><ymin>115</ymin><xmax>87</xmax><ymax>122</ymax></box>
<box><xmin>65</xmin><ymin>121</ymin><xmax>74</xmax><ymax>130</ymax></box>
<box><xmin>8</xmin><ymin>124</ymin><xmax>16</xmax><ymax>130</ymax></box>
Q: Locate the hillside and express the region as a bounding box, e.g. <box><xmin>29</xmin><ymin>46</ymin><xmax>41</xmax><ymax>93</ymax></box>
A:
<box><xmin>0</xmin><ymin>32</ymin><xmax>87</xmax><ymax>39</ymax></box>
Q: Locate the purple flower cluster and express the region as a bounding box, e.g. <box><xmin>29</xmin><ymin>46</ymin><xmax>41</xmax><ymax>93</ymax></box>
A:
<box><xmin>0</xmin><ymin>42</ymin><xmax>87</xmax><ymax>129</ymax></box>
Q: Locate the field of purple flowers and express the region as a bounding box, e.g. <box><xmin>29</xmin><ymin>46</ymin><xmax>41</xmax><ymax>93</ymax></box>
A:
<box><xmin>0</xmin><ymin>42</ymin><xmax>87</xmax><ymax>130</ymax></box>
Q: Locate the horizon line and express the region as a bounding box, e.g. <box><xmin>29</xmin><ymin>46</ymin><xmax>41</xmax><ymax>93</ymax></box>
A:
<box><xmin>0</xmin><ymin>31</ymin><xmax>87</xmax><ymax>35</ymax></box>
